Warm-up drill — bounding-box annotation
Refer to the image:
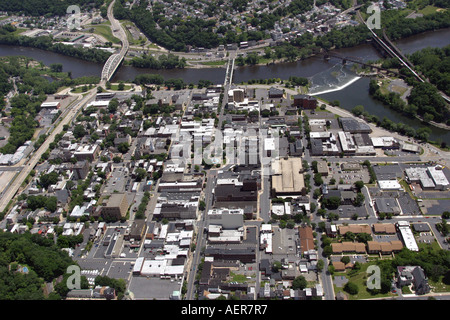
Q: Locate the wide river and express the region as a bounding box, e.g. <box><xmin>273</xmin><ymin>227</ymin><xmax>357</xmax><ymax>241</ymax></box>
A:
<box><xmin>1</xmin><ymin>28</ymin><xmax>449</xmax><ymax>143</ymax></box>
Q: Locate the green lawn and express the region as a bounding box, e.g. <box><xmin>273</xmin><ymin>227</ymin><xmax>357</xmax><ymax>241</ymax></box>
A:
<box><xmin>333</xmin><ymin>262</ymin><xmax>396</xmax><ymax>300</ymax></box>
<box><xmin>229</xmin><ymin>272</ymin><xmax>248</xmax><ymax>283</ymax></box>
<box><xmin>418</xmin><ymin>5</ymin><xmax>442</xmax><ymax>15</ymax></box>
<box><xmin>107</xmin><ymin>84</ymin><xmax>132</xmax><ymax>91</ymax></box>
<box><xmin>87</xmin><ymin>24</ymin><xmax>121</xmax><ymax>44</ymax></box>
<box><xmin>200</xmin><ymin>60</ymin><xmax>227</xmax><ymax>66</ymax></box>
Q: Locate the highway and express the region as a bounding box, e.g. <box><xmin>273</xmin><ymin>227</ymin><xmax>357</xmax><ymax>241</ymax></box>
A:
<box><xmin>0</xmin><ymin>89</ymin><xmax>97</xmax><ymax>213</ymax></box>
<box><xmin>0</xmin><ymin>0</ymin><xmax>131</xmax><ymax>214</ymax></box>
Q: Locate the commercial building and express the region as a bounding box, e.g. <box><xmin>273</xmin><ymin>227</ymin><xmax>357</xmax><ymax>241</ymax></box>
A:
<box><xmin>405</xmin><ymin>166</ymin><xmax>450</xmax><ymax>190</ymax></box>
<box><xmin>396</xmin><ymin>221</ymin><xmax>419</xmax><ymax>252</ymax></box>
<box><xmin>339</xmin><ymin>117</ymin><xmax>372</xmax><ymax>134</ymax></box>
<box><xmin>40</xmin><ymin>101</ymin><xmax>61</xmax><ymax>109</ymax></box>
<box><xmin>100</xmin><ymin>193</ymin><xmax>129</xmax><ymax>220</ymax></box>
<box><xmin>292</xmin><ymin>94</ymin><xmax>317</xmax><ymax>109</ymax></box>
<box><xmin>374</xmin><ymin>198</ymin><xmax>401</xmax><ymax>216</ymax></box>
<box><xmin>271</xmin><ymin>158</ymin><xmax>305</xmax><ymax>197</ymax></box>
<box><xmin>74</xmin><ymin>144</ymin><xmax>100</xmax><ymax>161</ymax></box>
<box><xmin>377</xmin><ymin>180</ymin><xmax>402</xmax><ymax>190</ymax></box>
<box><xmin>207</xmin><ymin>208</ymin><xmax>244</xmax><ymax>229</ymax></box>
<box><xmin>427</xmin><ymin>166</ymin><xmax>449</xmax><ymax>190</ymax></box>
<box><xmin>298</xmin><ymin>225</ymin><xmax>315</xmax><ymax>256</ymax></box>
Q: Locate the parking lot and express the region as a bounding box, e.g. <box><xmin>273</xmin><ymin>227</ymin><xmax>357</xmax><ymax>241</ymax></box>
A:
<box><xmin>270</xmin><ymin>226</ymin><xmax>298</xmax><ymax>258</ymax></box>
<box><xmin>329</xmin><ymin>204</ymin><xmax>369</xmax><ymax>219</ymax></box>
<box><xmin>324</xmin><ymin>162</ymin><xmax>371</xmax><ymax>185</ymax></box>
<box><xmin>128</xmin><ymin>276</ymin><xmax>182</xmax><ymax>300</ymax></box>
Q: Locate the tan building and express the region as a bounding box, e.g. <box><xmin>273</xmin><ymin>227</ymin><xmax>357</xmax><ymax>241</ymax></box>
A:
<box><xmin>101</xmin><ymin>193</ymin><xmax>129</xmax><ymax>220</ymax></box>
<box><xmin>271</xmin><ymin>158</ymin><xmax>305</xmax><ymax>197</ymax></box>
<box><xmin>331</xmin><ymin>242</ymin><xmax>366</xmax><ymax>254</ymax></box>
<box><xmin>367</xmin><ymin>240</ymin><xmax>403</xmax><ymax>255</ymax></box>
<box><xmin>338</xmin><ymin>224</ymin><xmax>371</xmax><ymax>235</ymax></box>
<box><xmin>316</xmin><ymin>160</ymin><xmax>329</xmax><ymax>176</ymax></box>
<box><xmin>372</xmin><ymin>223</ymin><xmax>397</xmax><ymax>234</ymax></box>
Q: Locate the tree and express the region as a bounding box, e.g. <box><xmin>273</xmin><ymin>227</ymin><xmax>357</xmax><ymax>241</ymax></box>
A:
<box><xmin>354</xmin><ymin>181</ymin><xmax>364</xmax><ymax>192</ymax></box>
<box><xmin>344</xmin><ymin>282</ymin><xmax>359</xmax><ymax>295</ymax></box>
<box><xmin>351</xmin><ymin>105</ymin><xmax>365</xmax><ymax>116</ymax></box>
<box><xmin>341</xmin><ymin>256</ymin><xmax>350</xmax><ymax>264</ymax></box>
<box><xmin>39</xmin><ymin>172</ymin><xmax>59</xmax><ymax>189</ymax></box>
<box><xmin>50</xmin><ymin>63</ymin><xmax>63</xmax><ymax>73</ymax></box>
<box><xmin>118</xmin><ymin>142</ymin><xmax>130</xmax><ymax>154</ymax></box>
<box><xmin>292</xmin><ymin>275</ymin><xmax>307</xmax><ymax>290</ymax></box>
<box><xmin>316</xmin><ymin>259</ymin><xmax>324</xmax><ymax>272</ymax></box>
<box><xmin>73</xmin><ymin>124</ymin><xmax>86</xmax><ymax>139</ymax></box>
<box><xmin>354</xmin><ymin>192</ymin><xmax>365</xmax><ymax>207</ymax></box>
<box><xmin>314</xmin><ymin>173</ymin><xmax>323</xmax><ymax>186</ymax></box>
<box><xmin>322</xmin><ymin>196</ymin><xmax>341</xmax><ymax>209</ymax></box>
<box><xmin>272</xmin><ymin>261</ymin><xmax>282</xmax><ymax>273</ymax></box>
<box><xmin>135</xmin><ymin>168</ymin><xmax>147</xmax><ymax>181</ymax></box>
<box><xmin>108</xmin><ymin>99</ymin><xmax>119</xmax><ymax>114</ymax></box>
<box><xmin>356</xmin><ymin>233</ymin><xmax>372</xmax><ymax>244</ymax></box>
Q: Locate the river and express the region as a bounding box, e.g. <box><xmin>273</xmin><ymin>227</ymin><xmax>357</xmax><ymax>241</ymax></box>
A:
<box><xmin>0</xmin><ymin>28</ymin><xmax>449</xmax><ymax>142</ymax></box>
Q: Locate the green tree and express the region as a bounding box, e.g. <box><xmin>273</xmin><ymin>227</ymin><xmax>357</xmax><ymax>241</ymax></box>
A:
<box><xmin>344</xmin><ymin>282</ymin><xmax>359</xmax><ymax>295</ymax></box>
<box><xmin>292</xmin><ymin>275</ymin><xmax>307</xmax><ymax>290</ymax></box>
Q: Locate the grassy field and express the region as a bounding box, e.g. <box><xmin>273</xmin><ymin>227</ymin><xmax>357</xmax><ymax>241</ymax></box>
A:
<box><xmin>418</xmin><ymin>5</ymin><xmax>443</xmax><ymax>15</ymax></box>
<box><xmin>107</xmin><ymin>83</ymin><xmax>132</xmax><ymax>91</ymax></box>
<box><xmin>87</xmin><ymin>24</ymin><xmax>121</xmax><ymax>44</ymax></box>
<box><xmin>200</xmin><ymin>60</ymin><xmax>227</xmax><ymax>66</ymax></box>
<box><xmin>333</xmin><ymin>262</ymin><xmax>396</xmax><ymax>300</ymax></box>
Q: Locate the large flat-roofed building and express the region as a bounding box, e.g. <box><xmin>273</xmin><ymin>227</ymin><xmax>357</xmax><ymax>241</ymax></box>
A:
<box><xmin>339</xmin><ymin>117</ymin><xmax>372</xmax><ymax>133</ymax></box>
<box><xmin>101</xmin><ymin>193</ymin><xmax>129</xmax><ymax>219</ymax></box>
<box><xmin>374</xmin><ymin>198</ymin><xmax>401</xmax><ymax>216</ymax></box>
<box><xmin>298</xmin><ymin>225</ymin><xmax>315</xmax><ymax>256</ymax></box>
<box><xmin>125</xmin><ymin>220</ymin><xmax>147</xmax><ymax>241</ymax></box>
<box><xmin>292</xmin><ymin>94</ymin><xmax>317</xmax><ymax>109</ymax></box>
<box><xmin>271</xmin><ymin>158</ymin><xmax>305</xmax><ymax>197</ymax></box>
<box><xmin>427</xmin><ymin>166</ymin><xmax>449</xmax><ymax>190</ymax></box>
<box><xmin>207</xmin><ymin>208</ymin><xmax>244</xmax><ymax>229</ymax></box>
<box><xmin>405</xmin><ymin>166</ymin><xmax>449</xmax><ymax>190</ymax></box>
<box><xmin>153</xmin><ymin>202</ymin><xmax>198</xmax><ymax>220</ymax></box>
<box><xmin>397</xmin><ymin>221</ymin><xmax>419</xmax><ymax>252</ymax></box>
<box><xmin>74</xmin><ymin>144</ymin><xmax>100</xmax><ymax>161</ymax></box>
<box><xmin>40</xmin><ymin>101</ymin><xmax>61</xmax><ymax>109</ymax></box>
<box><xmin>338</xmin><ymin>131</ymin><xmax>357</xmax><ymax>155</ymax></box>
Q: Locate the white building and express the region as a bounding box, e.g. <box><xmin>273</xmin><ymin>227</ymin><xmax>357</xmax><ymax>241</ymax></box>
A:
<box><xmin>397</xmin><ymin>221</ymin><xmax>419</xmax><ymax>252</ymax></box>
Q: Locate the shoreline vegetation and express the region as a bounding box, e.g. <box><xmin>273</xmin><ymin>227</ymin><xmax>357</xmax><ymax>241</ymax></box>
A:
<box><xmin>0</xmin><ymin>6</ymin><xmax>448</xmax><ymax>69</ymax></box>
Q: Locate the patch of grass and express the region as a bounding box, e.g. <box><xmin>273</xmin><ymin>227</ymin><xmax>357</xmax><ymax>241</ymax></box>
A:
<box><xmin>200</xmin><ymin>60</ymin><xmax>227</xmax><ymax>66</ymax></box>
<box><xmin>229</xmin><ymin>272</ymin><xmax>248</xmax><ymax>283</ymax></box>
<box><xmin>418</xmin><ymin>5</ymin><xmax>441</xmax><ymax>15</ymax></box>
<box><xmin>333</xmin><ymin>262</ymin><xmax>396</xmax><ymax>300</ymax></box>
<box><xmin>87</xmin><ymin>24</ymin><xmax>121</xmax><ymax>44</ymax></box>
<box><xmin>108</xmin><ymin>83</ymin><xmax>132</xmax><ymax>91</ymax></box>
<box><xmin>429</xmin><ymin>276</ymin><xmax>450</xmax><ymax>293</ymax></box>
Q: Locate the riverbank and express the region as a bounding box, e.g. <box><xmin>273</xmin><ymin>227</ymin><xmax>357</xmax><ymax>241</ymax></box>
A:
<box><xmin>316</xmin><ymin>100</ymin><xmax>450</xmax><ymax>168</ymax></box>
